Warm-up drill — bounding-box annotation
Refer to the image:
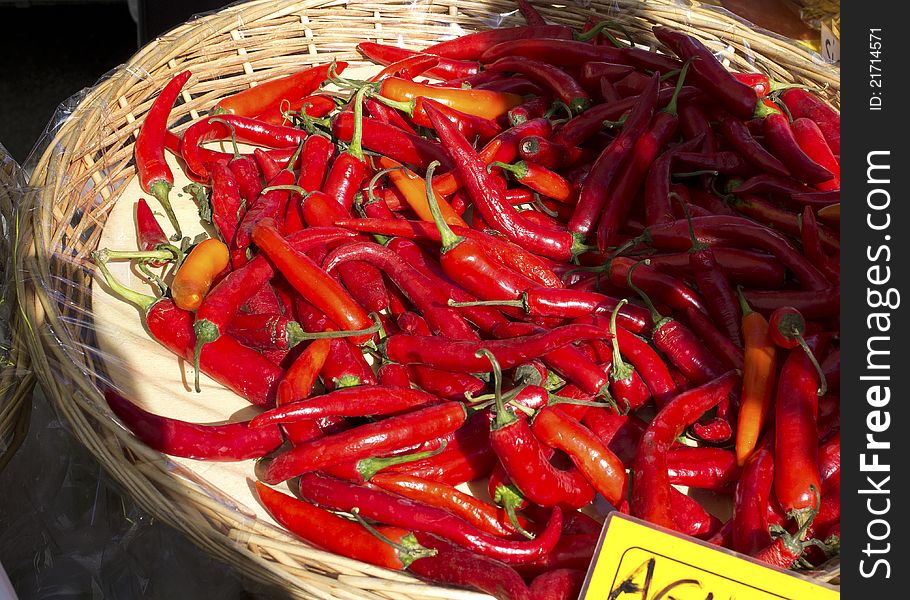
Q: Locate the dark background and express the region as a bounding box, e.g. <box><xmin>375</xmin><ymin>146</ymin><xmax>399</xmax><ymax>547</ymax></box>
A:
<box><xmin>0</xmin><ymin>0</ymin><xmax>229</xmax><ymax>165</ymax></box>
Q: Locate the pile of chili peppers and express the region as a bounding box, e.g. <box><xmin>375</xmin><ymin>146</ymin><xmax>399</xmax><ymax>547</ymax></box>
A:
<box><xmin>95</xmin><ymin>5</ymin><xmax>840</xmax><ymax>598</ymax></box>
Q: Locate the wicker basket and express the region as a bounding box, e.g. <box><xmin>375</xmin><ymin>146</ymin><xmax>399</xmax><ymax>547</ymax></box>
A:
<box><xmin>14</xmin><ymin>0</ymin><xmax>839</xmax><ymax>597</ymax></box>
<box><xmin>0</xmin><ymin>144</ymin><xmax>35</xmax><ymax>473</ymax></box>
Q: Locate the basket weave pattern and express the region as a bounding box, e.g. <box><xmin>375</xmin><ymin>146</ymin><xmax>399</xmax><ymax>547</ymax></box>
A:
<box><xmin>14</xmin><ymin>0</ymin><xmax>839</xmax><ymax>597</ymax></box>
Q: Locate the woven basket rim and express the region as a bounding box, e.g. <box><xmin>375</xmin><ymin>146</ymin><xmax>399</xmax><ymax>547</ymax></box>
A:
<box><xmin>14</xmin><ymin>0</ymin><xmax>840</xmax><ymax>597</ymax></box>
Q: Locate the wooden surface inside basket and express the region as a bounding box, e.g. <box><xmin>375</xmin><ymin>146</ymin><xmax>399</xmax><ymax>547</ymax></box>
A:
<box><xmin>14</xmin><ymin>0</ymin><xmax>840</xmax><ymax>597</ymax></box>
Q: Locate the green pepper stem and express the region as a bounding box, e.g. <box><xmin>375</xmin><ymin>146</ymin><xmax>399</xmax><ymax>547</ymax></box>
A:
<box><xmin>493</xmin><ymin>484</ymin><xmax>535</xmax><ymax>539</ymax></box>
<box><xmin>794</xmin><ymin>333</ymin><xmax>828</xmax><ymax>397</ymax></box>
<box><xmin>94</xmin><ymin>247</ymin><xmax>181</xmax><ymax>263</ymax></box>
<box><xmin>424</xmin><ymin>160</ymin><xmax>464</xmax><ymax>251</ymax></box>
<box><xmin>286</xmin><ymin>313</ymin><xmax>383</xmax><ymax>348</ymax></box>
<box><xmin>735</xmin><ymin>285</ymin><xmax>754</xmax><ymax>317</ymax></box>
<box><xmin>674</xmin><ymin>193</ymin><xmax>709</xmax><ymax>254</ymax></box>
<box><xmin>150</xmin><ymin>180</ymin><xmax>182</xmax><ymax>241</ymax></box>
<box><xmin>661</xmin><ymin>57</ymin><xmax>694</xmax><ymax>117</ymax></box>
<box><xmin>608</xmin><ymin>298</ymin><xmax>635</xmax><ymax>388</ymax></box>
<box><xmin>356</xmin><ymin>440</ymin><xmax>448</xmax><ymax>481</ymax></box>
<box><xmin>91</xmin><ymin>252</ymin><xmax>157</xmax><ymax>314</ymax></box>
<box><xmin>348</xmin><ymin>85</ymin><xmax>370</xmax><ymax>161</ymax></box>
<box><xmin>476</xmin><ymin>348</ymin><xmax>514</xmax><ymax>430</ymax></box>
<box><xmin>366</xmin><ymin>92</ymin><xmax>415</xmax><ymax>116</ymax></box>
<box><xmin>625</xmin><ymin>259</ymin><xmax>665</xmax><ymax>328</ymax></box>
<box><xmin>208</xmin><ymin>117</ymin><xmax>241</xmax><ymax>159</ymax></box>
<box><xmin>349</xmin><ymin>508</ymin><xmax>437</xmax><ymax>568</ymax></box>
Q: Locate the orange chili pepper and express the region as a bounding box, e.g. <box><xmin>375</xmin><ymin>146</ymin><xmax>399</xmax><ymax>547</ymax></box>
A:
<box><xmin>379</xmin><ymin>77</ymin><xmax>523</xmax><ymax>122</ymax></box>
<box><xmin>170</xmin><ymin>238</ymin><xmax>230</xmax><ymax>311</ymax></box>
<box><xmin>734</xmin><ymin>287</ymin><xmax>779</xmax><ymax>465</ymax></box>
<box><xmin>377</xmin><ymin>156</ymin><xmax>468</xmax><ymax>228</ymax></box>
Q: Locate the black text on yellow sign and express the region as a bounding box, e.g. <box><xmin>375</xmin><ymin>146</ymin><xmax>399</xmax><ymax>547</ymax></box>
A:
<box><xmin>581</xmin><ymin>513</ymin><xmax>839</xmax><ymax>600</ymax></box>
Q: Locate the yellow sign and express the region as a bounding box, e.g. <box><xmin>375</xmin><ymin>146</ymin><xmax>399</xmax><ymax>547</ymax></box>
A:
<box><xmin>581</xmin><ymin>513</ymin><xmax>839</xmax><ymax>600</ymax></box>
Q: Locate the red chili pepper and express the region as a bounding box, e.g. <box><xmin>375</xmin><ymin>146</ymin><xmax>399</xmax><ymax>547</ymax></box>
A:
<box><xmin>643</xmin><ymin>136</ymin><xmax>704</xmax><ymax>227</ymax></box>
<box><xmin>652</xmin><ymin>26</ymin><xmax>759</xmax><ymax>119</ymax></box>
<box><xmin>296</xmin><ymin>471</ymin><xmax>563</xmax><ymax>564</ymax></box>
<box><xmin>261</xmin><ymin>401</ymin><xmax>471</xmax><ymax>484</ymax></box>
<box><xmin>331</xmin><ymin>110</ymin><xmax>454</xmax><ymax>171</ymax></box>
<box><xmin>424</xmin><ymin>105</ymin><xmax>587</xmax><ymax>261</ymax></box>
<box><xmin>255</xmin><ymin>482</ymin><xmax>437</xmax><ymax>571</ymax></box>
<box><xmin>751</xmin><ymin>492</ymin><xmax>822</xmax><ymax>568</ymax></box>
<box><xmin>486</xmin><ymin>56</ymin><xmax>591</xmax><ymax>114</ymax></box>
<box><xmin>104</xmin><ymin>388</ymin><xmax>283</xmax><ymax>460</ymax></box>
<box><xmin>408</xmin><ymin>533</ymin><xmax>534</xmax><ymax>600</ymax></box>
<box><xmin>358</xmin><ymin>42</ymin><xmax>479</xmax><ymax>80</ymax></box>
<box><xmin>480</xmin><ymin>38</ymin><xmax>621</xmax><ymax>67</ymax></box>
<box><xmin>213</xmin><ymin>63</ymin><xmax>339</xmax><ymax>118</ymax></box>
<box><xmin>531</xmin><ymin>406</ymin><xmax>627</xmax><ymax>505</ymax></box>
<box><xmin>254</xmin><ymin>93</ymin><xmax>337</xmax><ymax>127</ymax></box>
<box><xmin>779</xmin><ymin>88</ymin><xmax>840</xmax><ymax>155</ymax></box>
<box><xmin>425</xmin><ymin>24</ymin><xmax>574</xmax><ymax>60</ymax></box>
<box><xmin>507</xmin><ymin>96</ymin><xmax>552</xmax><ymax>127</ymax></box>
<box><xmin>742</xmin><ymin>287</ymin><xmax>839</xmax><ymax>320</ymax></box>
<box><xmin>643</xmin><ymin>215</ymin><xmax>831</xmax><ymax>291</ymax></box>
<box><xmin>517</xmin><ymin>0</ymin><xmax>547</xmax><ymax>25</ymax></box>
<box><xmin>569</xmin><ymin>72</ymin><xmax>660</xmax><ymax>239</ymax></box>
<box><xmin>762</xmin><ymin>112</ymin><xmax>835</xmax><ymax>184</ymax></box>
<box><xmin>667</xmin><ymin>447</ymin><xmax>740</xmax><ymax>491</ymax></box>
<box><xmin>800</xmin><ymin>205</ymin><xmax>839</xmax><ymax>286</ymax></box>
<box><xmin>631</xmin><ymin>370</ymin><xmax>739</xmax><ymax>530</ymax></box>
<box><xmin>648</xmin><ymin>247</ymin><xmax>784</xmax><ymax>289</ymax></box>
<box><xmin>791</xmin><ymin>117</ymin><xmax>840</xmax><ymax>191</ymax></box>
<box><xmin>133</xmin><ymin>198</ymin><xmax>172</xmax><ymax>270</ymax></box>
<box><xmin>92</xmin><ymin>257</ymin><xmax>283</xmax><ymax>406</ymax></box>
<box><xmin>251</xmin><ymin>218</ymin><xmax>375</xmax><ymax>342</ymax></box>
<box><xmin>717</xmin><ymin>114</ymin><xmax>790</xmax><ymax>178</ymax></box>
<box><xmin>512</xmin><ymin>533</ymin><xmax>598</xmax><ymax>579</ymax></box>
<box><xmin>483</xmin><ymin>353</ymin><xmax>595</xmax><ymax>510</ymax></box>
<box><xmin>581</xmin><ymin>406</ymin><xmax>646</xmax><ymax>466</ymax></box>
<box><xmin>529</xmin><ymin>569</ymin><xmax>585</xmax><ymax>600</ymax></box>
<box><xmin>670</xmin><ymin>488</ymin><xmax>724</xmax><ymax>539</ymax></box>
<box><xmin>134</xmin><ymin>70</ymin><xmax>192</xmax><ymax>238</ymax></box>
<box><xmin>775</xmin><ymin>334</ymin><xmax>827</xmax><ymax>520</ymax></box>
<box><xmin>579</xmin><ymin>61</ymin><xmax>636</xmax><ymax>88</ymax></box>
<box><xmin>371</xmin><ymin>473</ymin><xmax>522</xmax><ymax>538</ymax></box>
<box><xmin>181</xmin><ymin>115</ymin><xmax>308</xmax><ymax>181</ymax></box>
<box><xmin>731</xmin><ymin>444</ymin><xmax>775</xmax><ymax>555</ymax></box>
<box><xmin>517</xmin><ymin>136</ymin><xmax>586</xmax><ymax>171</ymax></box>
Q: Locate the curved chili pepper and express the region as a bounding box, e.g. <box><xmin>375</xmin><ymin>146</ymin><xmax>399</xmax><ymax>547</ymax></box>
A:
<box><xmin>643</xmin><ymin>215</ymin><xmax>831</xmax><ymax>291</ymax></box>
<box><xmin>531</xmin><ymin>406</ymin><xmax>627</xmax><ymax>505</ymax></box>
<box><xmin>104</xmin><ymin>388</ymin><xmax>283</xmax><ymax>461</ymax></box>
<box><xmin>378</xmin><ymin>76</ymin><xmax>523</xmax><ymax>122</ymax></box>
<box><xmin>791</xmin><ymin>117</ymin><xmax>840</xmax><ymax>191</ymax></box>
<box><xmin>775</xmin><ymin>335</ymin><xmax>827</xmax><ymax>521</ymax></box>
<box><xmin>254</xmin><ymin>93</ymin><xmax>337</xmax><ymax>127</ymax></box>
<box><xmin>251</xmin><ymin>218</ymin><xmax>375</xmax><ymax>342</ymax></box>
<box><xmin>255</xmin><ymin>482</ymin><xmax>436</xmax><ymax>571</ymax></box>
<box><xmin>486</xmin><ymin>56</ymin><xmax>590</xmax><ymax>113</ymax></box>
<box><xmin>779</xmin><ymin>88</ymin><xmax>840</xmax><ymax>154</ymax></box>
<box><xmin>569</xmin><ymin>72</ymin><xmax>659</xmax><ymax>240</ymax></box>
<box><xmin>426</xmin><ymin>24</ymin><xmax>573</xmax><ymax>60</ymax></box>
<box><xmin>752</xmin><ymin>492</ymin><xmax>822</xmax><ymax>568</ymax></box>
<box><xmin>296</xmin><ymin>133</ymin><xmax>336</xmax><ymax>193</ymax></box>
<box><xmin>323</xmin><ymin>241</ymin><xmax>477</xmax><ymax>340</ymax></box>
<box><xmin>581</xmin><ymin>406</ymin><xmax>646</xmax><ymax>466</ymax></box>
<box><xmin>483</xmin><ymin>352</ymin><xmax>595</xmax><ymax>510</ymax></box>
<box><xmin>670</xmin><ymin>488</ymin><xmax>723</xmax><ymax>539</ymax></box>
<box><xmin>490</xmin><ymin>161</ymin><xmax>576</xmax><ymax>204</ymax></box>
<box><xmin>383</xmin><ymin>323</ymin><xmax>609</xmax><ymax>374</ymax></box>
<box><xmin>206</xmin><ymin>163</ymin><xmax>243</xmax><ymax>247</ymax></box>
<box><xmin>479</xmin><ymin>38</ymin><xmax>621</xmax><ymax>67</ymax></box>
<box><xmin>181</xmin><ymin>115</ymin><xmax>308</xmax><ymax>181</ymax></box>
<box><xmin>358</xmin><ymin>42</ymin><xmax>478</xmax><ymax>80</ymax></box>
<box><xmin>513</xmin><ymin>533</ymin><xmax>598</xmax><ymax>579</ymax></box>
<box><xmin>331</xmin><ymin>110</ymin><xmax>454</xmax><ymax>171</ymax></box>
<box><xmin>296</xmin><ymin>471</ymin><xmax>563</xmax><ymax>564</ymax></box>
<box><xmin>652</xmin><ymin>26</ymin><xmax>759</xmax><ymax>119</ymax></box>
<box><xmin>92</xmin><ymin>258</ymin><xmax>282</xmax><ymax>406</ymax></box>
<box><xmin>261</xmin><ymin>401</ymin><xmax>470</xmax><ymax>484</ymax></box>
<box><xmin>595</xmin><ymin>60</ymin><xmax>692</xmax><ymax>251</ymax></box>
<box><xmin>371</xmin><ymin>473</ymin><xmax>522</xmax><ymax>538</ymax></box>
<box><xmin>718</xmin><ymin>114</ymin><xmax>791</xmax><ymax>178</ymax></box>
<box><xmin>135</xmin><ymin>70</ymin><xmax>192</xmax><ymax>238</ymax></box>
<box><xmin>507</xmin><ymin>96</ymin><xmax>552</xmax><ymax>126</ymax></box>
<box><xmin>213</xmin><ymin>63</ymin><xmax>339</xmax><ymax>118</ymax></box>
<box><xmin>731</xmin><ymin>444</ymin><xmax>775</xmax><ymax>555</ymax></box>
<box><xmin>376</xmin><ymin>361</ymin><xmax>412</xmax><ymax>389</ymax></box>
<box><xmin>134</xmin><ymin>198</ymin><xmax>172</xmax><ymax>269</ymax></box>
<box><xmin>631</xmin><ymin>370</ymin><xmax>739</xmax><ymax>530</ymax></box>
<box><xmin>667</xmin><ymin>447</ymin><xmax>740</xmax><ymax>490</ymax></box>
<box><xmin>409</xmin><ymin>533</ymin><xmax>534</xmax><ymax>600</ymax></box>
<box><xmin>425</xmin><ymin>108</ymin><xmax>587</xmax><ymax>261</ymax></box>
<box><xmin>253</xmin><ymin>146</ymin><xmax>283</xmax><ymax>182</ymax></box>
<box><xmin>648</xmin><ymin>247</ymin><xmax>785</xmax><ymax>289</ymax></box>
<box><xmin>251</xmin><ymin>385</ymin><xmax>441</xmax><ymax>429</ymax></box>
<box><xmin>643</xmin><ymin>136</ymin><xmax>704</xmax><ymax>227</ymax></box>
<box><xmin>762</xmin><ymin>112</ymin><xmax>835</xmax><ymax>184</ymax></box>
